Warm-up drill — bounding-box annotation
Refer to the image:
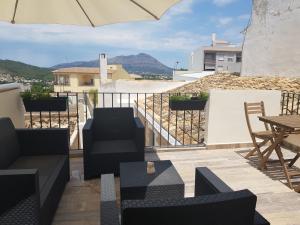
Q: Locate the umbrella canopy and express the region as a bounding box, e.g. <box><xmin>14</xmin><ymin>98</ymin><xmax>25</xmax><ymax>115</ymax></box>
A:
<box><xmin>0</xmin><ymin>0</ymin><xmax>181</xmax><ymax>27</ymax></box>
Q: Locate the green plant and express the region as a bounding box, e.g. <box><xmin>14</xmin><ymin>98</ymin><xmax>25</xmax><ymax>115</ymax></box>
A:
<box><xmin>170</xmin><ymin>92</ymin><xmax>209</xmax><ymax>102</ymax></box>
<box><xmin>21</xmin><ymin>83</ymin><xmax>52</xmax><ymax>100</ymax></box>
<box><xmin>193</xmin><ymin>92</ymin><xmax>209</xmax><ymax>101</ymax></box>
<box><xmin>20</xmin><ymin>90</ymin><xmax>32</xmax><ymax>100</ymax></box>
<box><xmin>170</xmin><ymin>94</ymin><xmax>191</xmax><ymax>102</ymax></box>
<box><xmin>88</xmin><ymin>89</ymin><xmax>98</xmax><ymax>106</ymax></box>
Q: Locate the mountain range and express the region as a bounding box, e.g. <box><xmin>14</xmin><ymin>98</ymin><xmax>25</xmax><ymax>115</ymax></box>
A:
<box><xmin>52</xmin><ymin>53</ymin><xmax>173</xmax><ymax>76</ymax></box>
<box><xmin>0</xmin><ymin>53</ymin><xmax>173</xmax><ymax>81</ymax></box>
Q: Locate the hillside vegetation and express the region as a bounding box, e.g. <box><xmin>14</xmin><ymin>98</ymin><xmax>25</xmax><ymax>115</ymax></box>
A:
<box><xmin>0</xmin><ymin>59</ymin><xmax>53</xmax><ymax>81</ymax></box>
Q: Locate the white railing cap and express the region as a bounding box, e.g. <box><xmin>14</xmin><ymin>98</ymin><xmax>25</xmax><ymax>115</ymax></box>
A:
<box><xmin>0</xmin><ymin>83</ymin><xmax>21</xmax><ymax>93</ymax></box>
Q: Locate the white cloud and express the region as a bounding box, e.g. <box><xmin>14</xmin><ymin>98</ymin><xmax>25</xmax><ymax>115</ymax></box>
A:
<box><xmin>238</xmin><ymin>14</ymin><xmax>250</xmax><ymax>20</ymax></box>
<box><xmin>0</xmin><ymin>21</ymin><xmax>208</xmax><ymax>52</ymax></box>
<box><xmin>167</xmin><ymin>0</ymin><xmax>194</xmax><ymax>16</ymax></box>
<box><xmin>211</xmin><ymin>16</ymin><xmax>233</xmax><ymax>27</ymax></box>
<box><xmin>213</xmin><ymin>0</ymin><xmax>237</xmax><ymax>7</ymax></box>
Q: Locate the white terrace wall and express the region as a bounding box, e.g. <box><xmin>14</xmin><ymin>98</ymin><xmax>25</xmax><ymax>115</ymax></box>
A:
<box><xmin>0</xmin><ymin>83</ymin><xmax>25</xmax><ymax>128</ymax></box>
<box><xmin>98</xmin><ymin>79</ymin><xmax>185</xmax><ymax>107</ymax></box>
<box><xmin>101</xmin><ymin>79</ymin><xmax>185</xmax><ymax>93</ymax></box>
<box><xmin>242</xmin><ymin>0</ymin><xmax>300</xmax><ymax>77</ymax></box>
<box><xmin>205</xmin><ymin>89</ymin><xmax>281</xmax><ymax>148</ymax></box>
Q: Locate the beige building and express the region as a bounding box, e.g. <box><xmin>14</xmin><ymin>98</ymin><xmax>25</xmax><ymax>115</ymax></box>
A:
<box><xmin>53</xmin><ymin>64</ymin><xmax>132</xmax><ymax>92</ymax></box>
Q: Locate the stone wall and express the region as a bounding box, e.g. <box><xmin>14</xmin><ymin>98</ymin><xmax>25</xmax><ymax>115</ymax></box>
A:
<box><xmin>242</xmin><ymin>0</ymin><xmax>300</xmax><ymax>77</ymax></box>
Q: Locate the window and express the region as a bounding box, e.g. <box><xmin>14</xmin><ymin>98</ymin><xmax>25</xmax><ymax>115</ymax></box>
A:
<box><xmin>81</xmin><ymin>79</ymin><xmax>94</xmax><ymax>86</ymax></box>
<box><xmin>217</xmin><ymin>54</ymin><xmax>224</xmax><ymax>61</ymax></box>
<box><xmin>58</xmin><ymin>75</ymin><xmax>70</xmax><ymax>85</ymax></box>
<box><xmin>227</xmin><ymin>57</ymin><xmax>234</xmax><ymax>62</ymax></box>
<box><xmin>236</xmin><ymin>53</ymin><xmax>242</xmax><ymax>63</ymax></box>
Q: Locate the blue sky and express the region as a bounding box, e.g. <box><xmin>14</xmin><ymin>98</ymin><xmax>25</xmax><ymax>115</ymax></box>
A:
<box><xmin>0</xmin><ymin>0</ymin><xmax>252</xmax><ymax>68</ymax></box>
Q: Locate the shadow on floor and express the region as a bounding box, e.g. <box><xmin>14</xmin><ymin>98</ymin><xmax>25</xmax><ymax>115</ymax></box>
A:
<box><xmin>236</xmin><ymin>149</ymin><xmax>300</xmax><ymax>192</ymax></box>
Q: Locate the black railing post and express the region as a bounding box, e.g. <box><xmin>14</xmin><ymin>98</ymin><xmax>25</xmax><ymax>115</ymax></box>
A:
<box><xmin>297</xmin><ymin>94</ymin><xmax>300</xmax><ymax>114</ymax></box>
<box><xmin>136</xmin><ymin>93</ymin><xmax>139</xmax><ymax>116</ymax></box>
<box><xmin>49</xmin><ymin>111</ymin><xmax>52</xmax><ymax>128</ymax></box>
<box><xmin>152</xmin><ymin>94</ymin><xmax>155</xmax><ymax>146</ymax></box>
<box><xmin>76</xmin><ymin>93</ymin><xmax>80</xmax><ymax>149</ymax></box>
<box><xmin>175</xmin><ymin>110</ymin><xmax>178</xmax><ymax>146</ymax></box>
<box><xmin>67</xmin><ymin>92</ymin><xmax>70</xmax><ymax>128</ymax></box>
<box><xmin>183</xmin><ymin>110</ymin><xmax>186</xmax><ymax>145</ymax></box>
<box><xmin>57</xmin><ymin>92</ymin><xmax>61</xmax><ymax>128</ymax></box>
<box><xmin>84</xmin><ymin>92</ymin><xmax>87</xmax><ymax>121</ymax></box>
<box><xmin>159</xmin><ymin>93</ymin><xmax>163</xmax><ymax>146</ymax></box>
<box><xmin>30</xmin><ymin>111</ymin><xmax>33</xmax><ymax>128</ymax></box>
<box><xmin>286</xmin><ymin>92</ymin><xmax>290</xmax><ymax>115</ymax></box>
<box><xmin>167</xmin><ymin>93</ymin><xmax>170</xmax><ymax>146</ymax></box>
<box><xmin>39</xmin><ymin>111</ymin><xmax>42</xmax><ymax>128</ymax></box>
<box><xmin>291</xmin><ymin>92</ymin><xmax>295</xmax><ymax>115</ymax></box>
<box><xmin>120</xmin><ymin>93</ymin><xmax>122</xmax><ymax>107</ymax></box>
<box><xmin>190</xmin><ymin>110</ymin><xmax>194</xmax><ymax>145</ymax></box>
<box><xmin>281</xmin><ymin>92</ymin><xmax>285</xmax><ymax>115</ymax></box>
<box><xmin>197</xmin><ymin>110</ymin><xmax>201</xmax><ymax>144</ymax></box>
<box><xmin>102</xmin><ymin>93</ymin><xmax>105</xmax><ymax>108</ymax></box>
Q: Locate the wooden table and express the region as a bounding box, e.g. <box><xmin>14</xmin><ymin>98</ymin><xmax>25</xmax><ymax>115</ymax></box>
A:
<box><xmin>259</xmin><ymin>115</ymin><xmax>300</xmax><ymax>190</ymax></box>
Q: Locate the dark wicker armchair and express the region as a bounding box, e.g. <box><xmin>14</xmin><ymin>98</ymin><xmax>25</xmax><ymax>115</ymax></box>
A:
<box><xmin>83</xmin><ymin>107</ymin><xmax>145</xmax><ymax>179</ymax></box>
<box><xmin>0</xmin><ymin>117</ymin><xmax>70</xmax><ymax>225</ymax></box>
<box><xmin>101</xmin><ymin>167</ymin><xmax>270</xmax><ymax>225</ymax></box>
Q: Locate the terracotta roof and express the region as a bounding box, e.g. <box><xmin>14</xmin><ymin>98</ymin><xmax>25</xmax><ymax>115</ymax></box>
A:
<box><xmin>52</xmin><ymin>67</ymin><xmax>100</xmax><ymax>74</ymax></box>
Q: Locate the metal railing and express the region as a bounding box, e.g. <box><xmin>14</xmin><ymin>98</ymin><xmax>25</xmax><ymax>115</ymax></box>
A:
<box><xmin>25</xmin><ymin>92</ymin><xmax>206</xmax><ymax>150</ymax></box>
<box><xmin>281</xmin><ymin>91</ymin><xmax>300</xmax><ymax>115</ymax></box>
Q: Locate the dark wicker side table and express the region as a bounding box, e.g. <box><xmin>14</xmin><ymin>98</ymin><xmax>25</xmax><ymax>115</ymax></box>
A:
<box><xmin>120</xmin><ymin>160</ymin><xmax>184</xmax><ymax>201</ymax></box>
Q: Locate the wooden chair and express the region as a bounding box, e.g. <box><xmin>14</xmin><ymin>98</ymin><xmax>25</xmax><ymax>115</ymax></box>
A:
<box><xmin>244</xmin><ymin>102</ymin><xmax>274</xmax><ymax>164</ymax></box>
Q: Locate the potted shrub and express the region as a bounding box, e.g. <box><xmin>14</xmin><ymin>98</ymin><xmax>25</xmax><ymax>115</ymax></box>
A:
<box><xmin>21</xmin><ymin>86</ymin><xmax>67</xmax><ymax>112</ymax></box>
<box><xmin>169</xmin><ymin>92</ymin><xmax>209</xmax><ymax>111</ymax></box>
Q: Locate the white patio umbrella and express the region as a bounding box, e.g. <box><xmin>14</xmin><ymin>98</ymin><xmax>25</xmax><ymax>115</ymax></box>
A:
<box><xmin>0</xmin><ymin>0</ymin><xmax>181</xmax><ymax>27</ymax></box>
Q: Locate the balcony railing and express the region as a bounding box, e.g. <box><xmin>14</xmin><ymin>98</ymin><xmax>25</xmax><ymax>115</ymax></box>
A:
<box><xmin>281</xmin><ymin>91</ymin><xmax>300</xmax><ymax>115</ymax></box>
<box><xmin>25</xmin><ymin>92</ymin><xmax>206</xmax><ymax>150</ymax></box>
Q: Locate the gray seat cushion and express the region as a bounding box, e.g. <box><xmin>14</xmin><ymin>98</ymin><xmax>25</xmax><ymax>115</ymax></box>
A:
<box><xmin>8</xmin><ymin>155</ymin><xmax>67</xmax><ymax>205</ymax></box>
<box><xmin>0</xmin><ymin>118</ymin><xmax>20</xmax><ymax>169</ymax></box>
<box><xmin>91</xmin><ymin>140</ymin><xmax>137</xmax><ymax>154</ymax></box>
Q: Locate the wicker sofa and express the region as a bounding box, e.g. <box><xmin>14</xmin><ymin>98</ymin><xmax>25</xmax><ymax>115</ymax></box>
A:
<box><xmin>0</xmin><ymin>118</ymin><xmax>70</xmax><ymax>225</ymax></box>
<box><xmin>101</xmin><ymin>167</ymin><xmax>270</xmax><ymax>225</ymax></box>
<box><xmin>83</xmin><ymin>108</ymin><xmax>145</xmax><ymax>179</ymax></box>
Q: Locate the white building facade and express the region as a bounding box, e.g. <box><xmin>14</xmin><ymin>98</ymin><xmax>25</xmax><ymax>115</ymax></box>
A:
<box><xmin>189</xmin><ymin>34</ymin><xmax>242</xmax><ymax>73</ymax></box>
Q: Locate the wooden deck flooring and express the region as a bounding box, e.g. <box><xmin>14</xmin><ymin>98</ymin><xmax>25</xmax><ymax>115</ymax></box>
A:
<box><xmin>53</xmin><ymin>147</ymin><xmax>300</xmax><ymax>225</ymax></box>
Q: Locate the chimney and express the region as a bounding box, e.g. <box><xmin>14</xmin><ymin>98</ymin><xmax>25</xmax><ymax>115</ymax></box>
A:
<box><xmin>99</xmin><ymin>53</ymin><xmax>108</xmax><ymax>79</ymax></box>
<box><xmin>212</xmin><ymin>33</ymin><xmax>216</xmax><ymax>46</ymax></box>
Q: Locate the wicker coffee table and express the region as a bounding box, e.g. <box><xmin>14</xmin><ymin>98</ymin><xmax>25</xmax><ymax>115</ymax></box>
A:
<box><xmin>120</xmin><ymin>160</ymin><xmax>184</xmax><ymax>201</ymax></box>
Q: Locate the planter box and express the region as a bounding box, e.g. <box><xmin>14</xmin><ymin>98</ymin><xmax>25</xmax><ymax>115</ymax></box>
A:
<box><xmin>169</xmin><ymin>99</ymin><xmax>207</xmax><ymax>111</ymax></box>
<box><xmin>23</xmin><ymin>97</ymin><xmax>68</xmax><ymax>112</ymax></box>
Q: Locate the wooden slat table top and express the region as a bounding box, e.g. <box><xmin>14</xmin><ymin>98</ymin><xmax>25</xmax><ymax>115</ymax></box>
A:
<box><xmin>259</xmin><ymin>115</ymin><xmax>300</xmax><ymax>130</ymax></box>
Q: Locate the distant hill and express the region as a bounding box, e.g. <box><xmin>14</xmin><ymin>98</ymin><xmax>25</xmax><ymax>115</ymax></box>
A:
<box><xmin>52</xmin><ymin>53</ymin><xmax>173</xmax><ymax>76</ymax></box>
<box><xmin>0</xmin><ymin>59</ymin><xmax>52</xmax><ymax>81</ymax></box>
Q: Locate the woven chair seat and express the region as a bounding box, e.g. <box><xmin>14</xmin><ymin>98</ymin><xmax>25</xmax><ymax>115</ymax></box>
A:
<box><xmin>253</xmin><ymin>130</ymin><xmax>273</xmax><ymax>139</ymax></box>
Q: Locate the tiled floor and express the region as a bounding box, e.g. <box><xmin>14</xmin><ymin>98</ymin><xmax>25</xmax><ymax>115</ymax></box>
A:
<box><xmin>53</xmin><ymin>147</ymin><xmax>300</xmax><ymax>225</ymax></box>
